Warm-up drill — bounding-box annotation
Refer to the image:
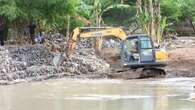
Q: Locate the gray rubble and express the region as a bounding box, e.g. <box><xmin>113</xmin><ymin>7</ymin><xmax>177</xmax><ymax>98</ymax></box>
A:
<box><xmin>0</xmin><ymin>44</ymin><xmax>111</xmax><ymax>85</ymax></box>
<box><xmin>64</xmin><ymin>49</ymin><xmax>110</xmax><ymax>75</ymax></box>
<box><xmin>8</xmin><ymin>45</ymin><xmax>53</xmax><ymax>66</ymax></box>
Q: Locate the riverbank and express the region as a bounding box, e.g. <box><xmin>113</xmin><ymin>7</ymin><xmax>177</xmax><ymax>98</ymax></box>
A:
<box><xmin>1</xmin><ymin>37</ymin><xmax>195</xmax><ymax>85</ymax></box>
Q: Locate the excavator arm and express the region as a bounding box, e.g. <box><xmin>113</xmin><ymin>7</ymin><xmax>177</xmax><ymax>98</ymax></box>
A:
<box><xmin>67</xmin><ymin>27</ymin><xmax>127</xmax><ymax>56</ymax></box>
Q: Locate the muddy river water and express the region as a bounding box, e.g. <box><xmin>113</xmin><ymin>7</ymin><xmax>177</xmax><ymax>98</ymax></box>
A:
<box><xmin>0</xmin><ymin>78</ymin><xmax>195</xmax><ymax>110</ymax></box>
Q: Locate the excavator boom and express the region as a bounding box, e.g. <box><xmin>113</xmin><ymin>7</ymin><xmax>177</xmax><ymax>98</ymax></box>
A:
<box><xmin>67</xmin><ymin>27</ymin><xmax>127</xmax><ymax>56</ymax></box>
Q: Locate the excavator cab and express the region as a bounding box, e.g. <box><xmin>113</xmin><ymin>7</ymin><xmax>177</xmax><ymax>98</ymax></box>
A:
<box><xmin>120</xmin><ymin>35</ymin><xmax>166</xmax><ymax>69</ymax></box>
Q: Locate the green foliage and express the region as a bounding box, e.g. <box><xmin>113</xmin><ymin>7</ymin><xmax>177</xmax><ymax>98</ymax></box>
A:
<box><xmin>0</xmin><ymin>0</ymin><xmax>21</xmax><ymax>21</ymax></box>
<box><xmin>179</xmin><ymin>0</ymin><xmax>195</xmax><ymax>20</ymax></box>
<box><xmin>0</xmin><ymin>0</ymin><xmax>194</xmax><ymax>37</ymax></box>
<box><xmin>81</xmin><ymin>0</ymin><xmax>127</xmax><ymax>26</ymax></box>
<box><xmin>161</xmin><ymin>0</ymin><xmax>195</xmax><ymax>22</ymax></box>
<box><xmin>103</xmin><ymin>5</ymin><xmax>136</xmax><ymax>26</ymax></box>
<box><xmin>136</xmin><ymin>12</ymin><xmax>150</xmax><ymax>33</ymax></box>
<box><xmin>0</xmin><ymin>0</ymin><xmax>84</xmax><ymax>32</ymax></box>
<box><xmin>160</xmin><ymin>0</ymin><xmax>182</xmax><ymax>22</ymax></box>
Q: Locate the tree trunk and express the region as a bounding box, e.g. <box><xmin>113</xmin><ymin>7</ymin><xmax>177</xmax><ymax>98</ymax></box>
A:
<box><xmin>143</xmin><ymin>0</ymin><xmax>148</xmax><ymax>14</ymax></box>
<box><xmin>136</xmin><ymin>0</ymin><xmax>142</xmax><ymax>16</ymax></box>
<box><xmin>121</xmin><ymin>0</ymin><xmax>124</xmax><ymax>4</ymax></box>
<box><xmin>94</xmin><ymin>0</ymin><xmax>101</xmax><ymax>27</ymax></box>
<box><xmin>66</xmin><ymin>15</ymin><xmax>70</xmax><ymax>38</ymax></box>
<box><xmin>149</xmin><ymin>0</ymin><xmax>155</xmax><ymax>40</ymax></box>
<box><xmin>153</xmin><ymin>0</ymin><xmax>161</xmax><ymax>43</ymax></box>
<box><xmin>188</xmin><ymin>17</ymin><xmax>195</xmax><ymax>33</ymax></box>
<box><xmin>96</xmin><ymin>15</ymin><xmax>101</xmax><ymax>27</ymax></box>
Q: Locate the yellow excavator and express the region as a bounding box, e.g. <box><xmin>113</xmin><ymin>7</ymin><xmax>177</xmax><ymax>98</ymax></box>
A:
<box><xmin>67</xmin><ymin>27</ymin><xmax>127</xmax><ymax>54</ymax></box>
<box><xmin>67</xmin><ymin>27</ymin><xmax>168</xmax><ymax>77</ymax></box>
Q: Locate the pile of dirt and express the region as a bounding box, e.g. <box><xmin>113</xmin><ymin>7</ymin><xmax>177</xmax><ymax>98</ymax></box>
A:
<box><xmin>166</xmin><ymin>48</ymin><xmax>195</xmax><ymax>77</ymax></box>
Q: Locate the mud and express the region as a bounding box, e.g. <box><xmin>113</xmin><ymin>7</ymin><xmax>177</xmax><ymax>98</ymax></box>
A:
<box><xmin>166</xmin><ymin>48</ymin><xmax>195</xmax><ymax>78</ymax></box>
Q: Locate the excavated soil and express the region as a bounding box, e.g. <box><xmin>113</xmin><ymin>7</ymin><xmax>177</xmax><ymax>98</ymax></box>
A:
<box><xmin>166</xmin><ymin>48</ymin><xmax>195</xmax><ymax>77</ymax></box>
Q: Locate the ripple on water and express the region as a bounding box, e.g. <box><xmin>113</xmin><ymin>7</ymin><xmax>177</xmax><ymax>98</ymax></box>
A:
<box><xmin>62</xmin><ymin>94</ymin><xmax>153</xmax><ymax>101</ymax></box>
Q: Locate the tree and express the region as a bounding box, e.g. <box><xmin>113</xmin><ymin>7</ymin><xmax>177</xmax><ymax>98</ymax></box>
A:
<box><xmin>1</xmin><ymin>0</ymin><xmax>86</xmax><ymax>32</ymax></box>
<box><xmin>0</xmin><ymin>0</ymin><xmax>21</xmax><ymax>21</ymax></box>
<box><xmin>161</xmin><ymin>0</ymin><xmax>195</xmax><ymax>33</ymax></box>
<box><xmin>82</xmin><ymin>0</ymin><xmax>129</xmax><ymax>27</ymax></box>
<box><xmin>137</xmin><ymin>0</ymin><xmax>167</xmax><ymax>43</ymax></box>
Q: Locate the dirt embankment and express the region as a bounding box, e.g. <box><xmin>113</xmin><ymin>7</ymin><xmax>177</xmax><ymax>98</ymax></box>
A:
<box><xmin>163</xmin><ymin>37</ymin><xmax>195</xmax><ymax>77</ymax></box>
<box><xmin>166</xmin><ymin>48</ymin><xmax>195</xmax><ymax>77</ymax></box>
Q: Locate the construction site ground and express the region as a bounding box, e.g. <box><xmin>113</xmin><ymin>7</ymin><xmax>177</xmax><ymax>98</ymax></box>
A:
<box><xmin>166</xmin><ymin>48</ymin><xmax>195</xmax><ymax>77</ymax></box>
<box><xmin>0</xmin><ymin>36</ymin><xmax>195</xmax><ymax>85</ymax></box>
<box><xmin>100</xmin><ymin>47</ymin><xmax>195</xmax><ymax>79</ymax></box>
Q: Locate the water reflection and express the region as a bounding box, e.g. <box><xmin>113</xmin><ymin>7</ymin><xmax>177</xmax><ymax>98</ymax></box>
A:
<box><xmin>0</xmin><ymin>78</ymin><xmax>195</xmax><ymax>110</ymax></box>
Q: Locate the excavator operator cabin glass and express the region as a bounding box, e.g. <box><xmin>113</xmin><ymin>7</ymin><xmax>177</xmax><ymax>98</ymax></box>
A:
<box><xmin>139</xmin><ymin>36</ymin><xmax>155</xmax><ymax>62</ymax></box>
<box><xmin>124</xmin><ymin>38</ymin><xmax>138</xmax><ymax>53</ymax></box>
<box><xmin>140</xmin><ymin>37</ymin><xmax>152</xmax><ymax>49</ymax></box>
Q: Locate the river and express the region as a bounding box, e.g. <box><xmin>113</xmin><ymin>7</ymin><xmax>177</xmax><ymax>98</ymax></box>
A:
<box><xmin>0</xmin><ymin>78</ymin><xmax>195</xmax><ymax>110</ymax></box>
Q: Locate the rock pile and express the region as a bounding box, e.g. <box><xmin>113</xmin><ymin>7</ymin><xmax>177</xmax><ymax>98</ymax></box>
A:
<box><xmin>0</xmin><ymin>47</ymin><xmax>26</xmax><ymax>81</ymax></box>
<box><xmin>46</xmin><ymin>33</ymin><xmax>67</xmax><ymax>43</ymax></box>
<box><xmin>9</xmin><ymin>45</ymin><xmax>53</xmax><ymax>66</ymax></box>
<box><xmin>64</xmin><ymin>49</ymin><xmax>110</xmax><ymax>75</ymax></box>
<box><xmin>0</xmin><ymin>45</ymin><xmax>67</xmax><ymax>84</ymax></box>
<box><xmin>0</xmin><ymin>44</ymin><xmax>111</xmax><ymax>84</ymax></box>
<box><xmin>77</xmin><ymin>38</ymin><xmax>95</xmax><ymax>49</ymax></box>
<box><xmin>44</xmin><ymin>33</ymin><xmax>68</xmax><ymax>52</ymax></box>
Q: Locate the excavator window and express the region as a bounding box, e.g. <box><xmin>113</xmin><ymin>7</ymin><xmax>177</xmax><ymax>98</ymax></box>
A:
<box><xmin>140</xmin><ymin>37</ymin><xmax>152</xmax><ymax>49</ymax></box>
<box><xmin>124</xmin><ymin>38</ymin><xmax>138</xmax><ymax>53</ymax></box>
<box><xmin>122</xmin><ymin>38</ymin><xmax>140</xmax><ymax>63</ymax></box>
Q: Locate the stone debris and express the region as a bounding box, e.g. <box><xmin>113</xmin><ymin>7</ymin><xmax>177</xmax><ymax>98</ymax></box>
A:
<box><xmin>77</xmin><ymin>38</ymin><xmax>95</xmax><ymax>49</ymax></box>
<box><xmin>46</xmin><ymin>33</ymin><xmax>67</xmax><ymax>43</ymax></box>
<box><xmin>64</xmin><ymin>49</ymin><xmax>110</xmax><ymax>75</ymax></box>
<box><xmin>8</xmin><ymin>45</ymin><xmax>53</xmax><ymax>66</ymax></box>
<box><xmin>52</xmin><ymin>53</ymin><xmax>65</xmax><ymax>66</ymax></box>
<box><xmin>44</xmin><ymin>33</ymin><xmax>68</xmax><ymax>52</ymax></box>
<box><xmin>0</xmin><ymin>44</ymin><xmax>111</xmax><ymax>85</ymax></box>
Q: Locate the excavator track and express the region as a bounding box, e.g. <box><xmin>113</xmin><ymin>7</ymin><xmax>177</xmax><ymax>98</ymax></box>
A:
<box><xmin>139</xmin><ymin>68</ymin><xmax>166</xmax><ymax>78</ymax></box>
<box><xmin>110</xmin><ymin>67</ymin><xmax>166</xmax><ymax>79</ymax></box>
